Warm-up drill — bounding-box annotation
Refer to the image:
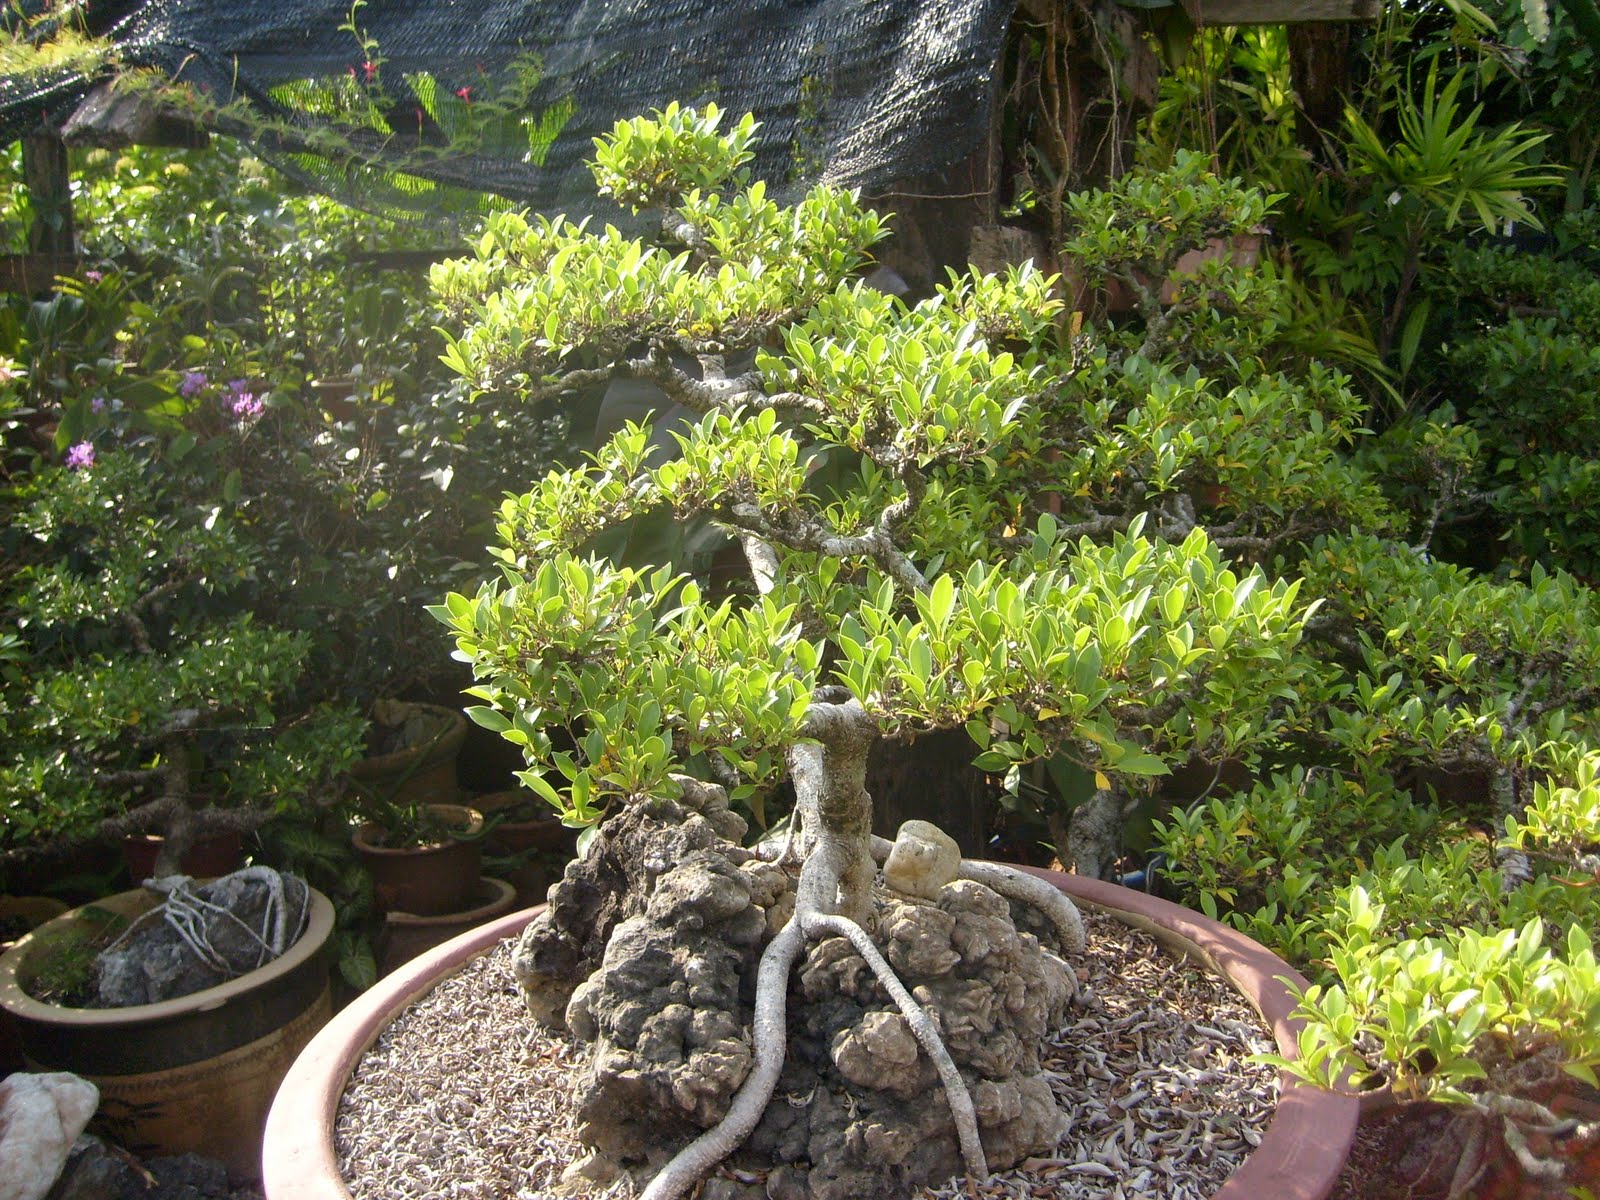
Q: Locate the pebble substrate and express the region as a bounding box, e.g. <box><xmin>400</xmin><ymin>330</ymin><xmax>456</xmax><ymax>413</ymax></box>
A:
<box><xmin>336</xmin><ymin>911</ymin><xmax>1279</xmax><ymax>1199</ymax></box>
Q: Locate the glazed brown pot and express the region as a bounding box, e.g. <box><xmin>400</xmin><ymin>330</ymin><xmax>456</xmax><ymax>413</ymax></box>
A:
<box><xmin>2</xmin><ymin>885</ymin><xmax>335</xmax><ymax>1179</ymax></box>
<box><xmin>262</xmin><ymin>868</ymin><xmax>1357</xmax><ymax>1199</ymax></box>
<box><xmin>348</xmin><ymin>701</ymin><xmax>469</xmax><ymax>811</ymax></box>
<box><xmin>0</xmin><ymin>895</ymin><xmax>71</xmax><ymax>1073</ymax></box>
<box><xmin>350</xmin><ymin>803</ymin><xmax>484</xmax><ymax>916</ymax></box>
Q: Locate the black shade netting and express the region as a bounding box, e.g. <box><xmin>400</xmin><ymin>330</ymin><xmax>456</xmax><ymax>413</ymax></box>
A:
<box><xmin>3</xmin><ymin>0</ymin><xmax>1014</xmax><ymax>218</ymax></box>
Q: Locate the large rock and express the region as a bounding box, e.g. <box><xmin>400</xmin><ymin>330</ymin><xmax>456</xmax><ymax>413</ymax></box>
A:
<box><xmin>0</xmin><ymin>1072</ymin><xmax>98</xmax><ymax>1200</ymax></box>
<box><xmin>44</xmin><ymin>1141</ymin><xmax>233</xmax><ymax>1200</ymax></box>
<box><xmin>524</xmin><ymin>800</ymin><xmax>1076</xmax><ymax>1199</ymax></box>
<box><xmin>513</xmin><ymin>788</ymin><xmax>750</xmax><ymax>1028</ymax></box>
<box><xmin>95</xmin><ymin>870</ymin><xmax>310</xmax><ymax>1007</ymax></box>
<box><xmin>564</xmin><ymin>853</ymin><xmax>768</xmax><ymax>1159</ymax></box>
<box><xmin>749</xmin><ymin>879</ymin><xmax>1072</xmax><ymax>1199</ymax></box>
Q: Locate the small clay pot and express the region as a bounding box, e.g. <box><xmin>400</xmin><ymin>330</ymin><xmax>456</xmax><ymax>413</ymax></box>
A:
<box><xmin>474</xmin><ymin>790</ymin><xmax>574</xmax><ymax>856</ymax></box>
<box><xmin>121</xmin><ymin>830</ymin><xmax>245</xmax><ymax>883</ymax></box>
<box><xmin>378</xmin><ymin>877</ymin><xmax>517</xmax><ymax>976</ymax></box>
<box><xmin>348</xmin><ymin>701</ymin><xmax>469</xmax><ymax>811</ymax></box>
<box><xmin>351</xmin><ymin>803</ymin><xmax>484</xmax><ymax>916</ymax></box>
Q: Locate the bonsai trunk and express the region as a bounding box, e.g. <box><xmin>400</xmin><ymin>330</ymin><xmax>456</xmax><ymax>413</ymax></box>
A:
<box><xmin>789</xmin><ymin>695</ymin><xmax>879</xmax><ymax>925</ymax></box>
<box><xmin>639</xmin><ymin>695</ymin><xmax>990</xmax><ymax>1200</ymax></box>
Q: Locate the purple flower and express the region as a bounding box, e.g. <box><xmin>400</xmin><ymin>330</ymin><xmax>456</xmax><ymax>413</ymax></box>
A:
<box><xmin>230</xmin><ymin>392</ymin><xmax>264</xmax><ymax>420</ymax></box>
<box><xmin>179</xmin><ymin>370</ymin><xmax>209</xmax><ymax>398</ymax></box>
<box><xmin>226</xmin><ymin>378</ymin><xmax>250</xmax><ymax>395</ymax></box>
<box><xmin>65</xmin><ymin>441</ymin><xmax>95</xmax><ymax>470</ymax></box>
<box><xmin>84</xmin><ymin>270</ymin><xmax>104</xmax><ymax>284</ymax></box>
<box><xmin>90</xmin><ymin>395</ymin><xmax>107</xmax><ymax>413</ymax></box>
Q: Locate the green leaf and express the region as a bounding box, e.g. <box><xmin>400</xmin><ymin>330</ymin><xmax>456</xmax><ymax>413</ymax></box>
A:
<box><xmin>1113</xmin><ymin>752</ymin><xmax>1171</xmax><ymax>777</ymax></box>
<box><xmin>1398</xmin><ymin>299</ymin><xmax>1431</xmax><ymax>376</ymax></box>
<box><xmin>465</xmin><ymin>705</ymin><xmax>512</xmax><ymax>732</ymax></box>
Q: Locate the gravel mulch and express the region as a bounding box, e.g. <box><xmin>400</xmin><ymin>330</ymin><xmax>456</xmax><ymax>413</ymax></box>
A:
<box><xmin>336</xmin><ymin>912</ymin><xmax>1279</xmax><ymax>1199</ymax></box>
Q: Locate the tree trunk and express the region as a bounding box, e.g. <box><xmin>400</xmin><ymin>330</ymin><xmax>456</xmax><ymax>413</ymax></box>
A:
<box><xmin>790</xmin><ymin>698</ymin><xmax>879</xmax><ymax>924</ymax></box>
<box><xmin>1288</xmin><ymin>23</ymin><xmax>1353</xmax><ymax>160</ymax></box>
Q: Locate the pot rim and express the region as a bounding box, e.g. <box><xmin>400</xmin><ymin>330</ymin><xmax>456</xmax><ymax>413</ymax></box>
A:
<box><xmin>383</xmin><ymin>876</ymin><xmax>517</xmax><ymax>927</ymax></box>
<box><xmin>262</xmin><ymin>868</ymin><xmax>1358</xmax><ymax>1200</ymax></box>
<box><xmin>349</xmin><ymin>702</ymin><xmax>468</xmax><ymax>778</ymax></box>
<box><xmin>350</xmin><ymin>803</ymin><xmax>485</xmax><ymax>855</ymax></box>
<box><xmin>0</xmin><ymin>884</ymin><xmax>334</xmax><ymax>1028</ymax></box>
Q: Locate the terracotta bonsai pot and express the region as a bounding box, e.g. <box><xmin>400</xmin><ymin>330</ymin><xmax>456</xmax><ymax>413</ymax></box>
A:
<box><xmin>263</xmin><ymin>868</ymin><xmax>1357</xmax><ymax>1199</ymax></box>
<box><xmin>121</xmin><ymin>829</ymin><xmax>245</xmax><ymax>882</ymax></box>
<box><xmin>1</xmin><ymin>884</ymin><xmax>335</xmax><ymax>1179</ymax></box>
<box><xmin>351</xmin><ymin>802</ymin><xmax>484</xmax><ymax>916</ymax></box>
<box><xmin>474</xmin><ymin>790</ymin><xmax>574</xmax><ymax>856</ymax></box>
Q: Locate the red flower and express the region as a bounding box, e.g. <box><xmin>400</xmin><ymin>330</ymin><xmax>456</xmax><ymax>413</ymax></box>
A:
<box><xmin>363</xmin><ymin>60</ymin><xmax>378</xmax><ymax>82</ymax></box>
<box><xmin>455</xmin><ymin>86</ymin><xmax>472</xmax><ymax>103</ymax></box>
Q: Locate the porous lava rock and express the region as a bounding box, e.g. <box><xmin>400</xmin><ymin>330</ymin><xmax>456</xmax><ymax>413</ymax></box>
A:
<box><xmin>512</xmin><ymin>787</ymin><xmax>753</xmax><ymax>1028</ymax></box>
<box><xmin>746</xmin><ymin>879</ymin><xmax>1073</xmax><ymax>1200</ymax></box>
<box><xmin>513</xmin><ymin>797</ymin><xmax>1075</xmax><ymax>1199</ymax></box>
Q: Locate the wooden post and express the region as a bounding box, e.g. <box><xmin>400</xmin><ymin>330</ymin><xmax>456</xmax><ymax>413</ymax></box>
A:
<box><xmin>1289</xmin><ymin>22</ymin><xmax>1355</xmax><ymax>155</ymax></box>
<box><xmin>22</xmin><ymin>133</ymin><xmax>75</xmax><ymax>256</ymax></box>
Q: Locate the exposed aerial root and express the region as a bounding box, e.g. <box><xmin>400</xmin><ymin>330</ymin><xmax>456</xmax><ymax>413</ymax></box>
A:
<box><xmin>801</xmin><ymin>910</ymin><xmax>989</xmax><ymax>1180</ymax></box>
<box><xmin>869</xmin><ymin>835</ymin><xmax>1087</xmax><ymax>956</ymax></box>
<box><xmin>1471</xmin><ymin>1091</ymin><xmax>1600</xmax><ymax>1187</ymax></box>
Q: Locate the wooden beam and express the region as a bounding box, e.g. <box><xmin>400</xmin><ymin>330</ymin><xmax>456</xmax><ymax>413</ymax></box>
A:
<box><xmin>62</xmin><ymin>83</ymin><xmax>209</xmax><ymax>150</ymax></box>
<box><xmin>1182</xmin><ymin>0</ymin><xmax>1380</xmax><ymax>24</ymax></box>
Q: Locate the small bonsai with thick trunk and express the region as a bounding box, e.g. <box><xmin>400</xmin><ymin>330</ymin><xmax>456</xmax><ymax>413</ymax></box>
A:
<box><xmin>431</xmin><ymin>106</ymin><xmax>1313</xmax><ymax>1198</ymax></box>
<box><xmin>0</xmin><ymin>448</ymin><xmax>366</xmax><ymax>881</ymax></box>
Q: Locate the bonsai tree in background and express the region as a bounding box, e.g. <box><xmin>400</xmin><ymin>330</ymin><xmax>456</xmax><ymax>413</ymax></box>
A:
<box><xmin>431</xmin><ymin>105</ymin><xmax>1315</xmax><ymax>1200</ymax></box>
<box><xmin>0</xmin><ymin>443</ymin><xmax>366</xmax><ymax>881</ymax></box>
<box><xmin>986</xmin><ymin>150</ymin><xmax>1393</xmax><ymax>869</ymax></box>
<box><xmin>1057</xmin><ymin>154</ymin><xmax>1600</xmax><ymax>1179</ymax></box>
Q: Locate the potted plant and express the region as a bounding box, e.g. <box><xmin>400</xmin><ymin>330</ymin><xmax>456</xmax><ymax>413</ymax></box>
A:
<box><xmin>1</xmin><ymin>874</ymin><xmax>337</xmax><ymax>1178</ymax></box>
<box><xmin>347</xmin><ymin>797</ymin><xmax>486</xmax><ymax>917</ymax></box>
<box><xmin>402</xmin><ymin>104</ymin><xmax>1375</xmax><ymax>1198</ymax></box>
<box><xmin>0</xmin><ymin>445</ymin><xmax>368</xmax><ymax>883</ymax></box>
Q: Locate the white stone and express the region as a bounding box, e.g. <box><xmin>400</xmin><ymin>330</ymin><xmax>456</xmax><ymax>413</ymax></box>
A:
<box><xmin>882</xmin><ymin>819</ymin><xmax>961</xmax><ymax>899</ymax></box>
<box><xmin>0</xmin><ymin>1071</ymin><xmax>99</xmax><ymax>1200</ymax></box>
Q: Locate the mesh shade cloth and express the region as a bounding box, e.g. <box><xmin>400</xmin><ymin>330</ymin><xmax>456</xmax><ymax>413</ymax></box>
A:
<box><xmin>3</xmin><ymin>0</ymin><xmax>1014</xmax><ymax>214</ymax></box>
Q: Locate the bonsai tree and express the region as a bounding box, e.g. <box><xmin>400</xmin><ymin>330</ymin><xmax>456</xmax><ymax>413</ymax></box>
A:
<box><xmin>0</xmin><ymin>442</ymin><xmax>366</xmax><ymax>880</ymax></box>
<box><xmin>431</xmin><ymin>105</ymin><xmax>1316</xmax><ymax>1199</ymax></box>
